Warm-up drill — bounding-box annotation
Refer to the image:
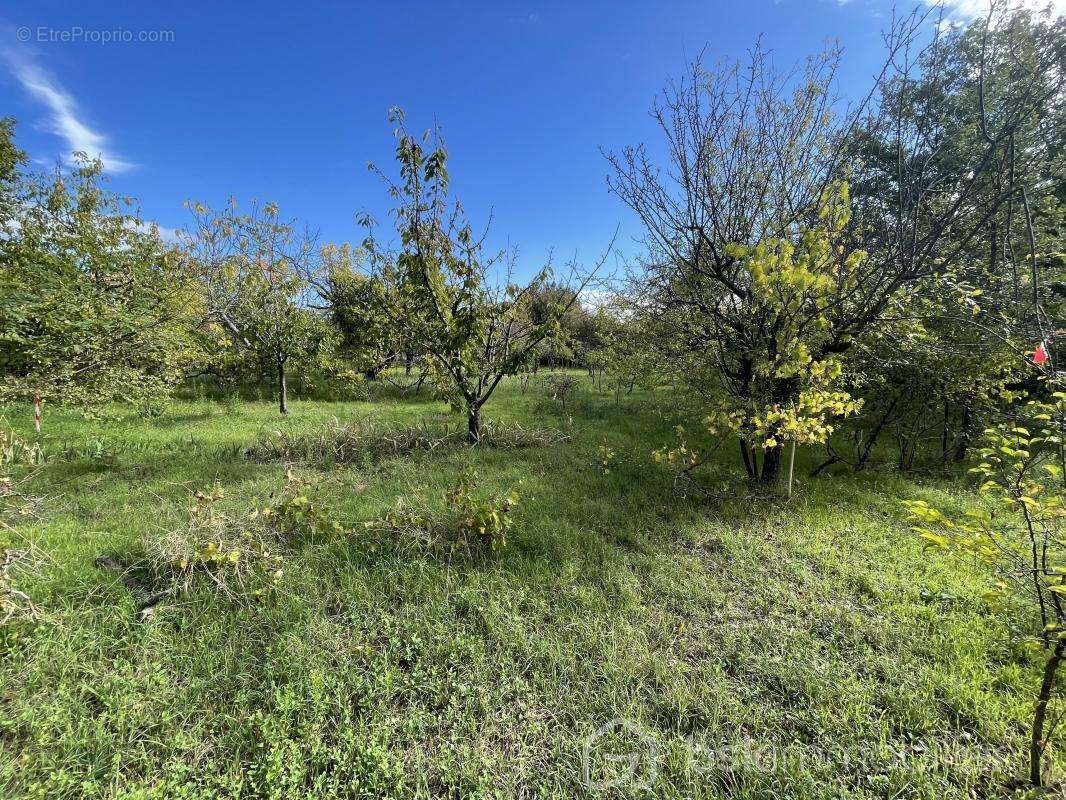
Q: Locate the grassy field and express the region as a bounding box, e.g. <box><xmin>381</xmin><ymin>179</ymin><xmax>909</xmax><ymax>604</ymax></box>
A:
<box><xmin>0</xmin><ymin>376</ymin><xmax>1057</xmax><ymax>799</ymax></box>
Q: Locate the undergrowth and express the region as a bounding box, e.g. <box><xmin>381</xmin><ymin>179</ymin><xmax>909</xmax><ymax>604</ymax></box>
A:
<box><xmin>0</xmin><ymin>383</ymin><xmax>1059</xmax><ymax>799</ymax></box>
<box><xmin>247</xmin><ymin>416</ymin><xmax>569</xmax><ymax>465</ymax></box>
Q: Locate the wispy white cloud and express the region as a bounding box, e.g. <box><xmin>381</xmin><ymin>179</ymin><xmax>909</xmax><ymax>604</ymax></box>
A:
<box><xmin>156</xmin><ymin>224</ymin><xmax>182</xmax><ymax>244</ymax></box>
<box><xmin>1</xmin><ymin>47</ymin><xmax>135</xmax><ymax>173</ymax></box>
<box><xmin>128</xmin><ymin>218</ymin><xmax>182</xmax><ymax>244</ymax></box>
<box><xmin>926</xmin><ymin>0</ymin><xmax>1065</xmax><ymax>21</ymax></box>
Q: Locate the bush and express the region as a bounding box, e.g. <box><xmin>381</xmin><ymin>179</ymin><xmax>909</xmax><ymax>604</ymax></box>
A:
<box><xmin>369</xmin><ymin>468</ymin><xmax>519</xmax><ymax>553</ymax></box>
<box><xmin>260</xmin><ymin>470</ymin><xmax>349</xmax><ymax>544</ymax></box>
<box><xmin>541</xmin><ymin>374</ymin><xmax>580</xmax><ymax>411</ymax></box>
<box><xmin>143</xmin><ymin>485</ymin><xmax>284</xmax><ymax>599</ymax></box>
<box><xmin>143</xmin><ymin>474</ymin><xmax>347</xmax><ymax>600</ymax></box>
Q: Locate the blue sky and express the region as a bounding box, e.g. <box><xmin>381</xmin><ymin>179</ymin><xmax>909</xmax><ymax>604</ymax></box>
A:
<box><xmin>0</xmin><ymin>0</ymin><xmax>1019</xmax><ymax>273</ymax></box>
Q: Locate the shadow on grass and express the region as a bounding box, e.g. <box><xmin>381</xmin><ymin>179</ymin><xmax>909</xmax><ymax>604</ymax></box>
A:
<box><xmin>149</xmin><ymin>410</ymin><xmax>218</xmax><ymax>429</ymax></box>
<box><xmin>21</xmin><ymin>389</ymin><xmax>940</xmax><ymax>625</ymax></box>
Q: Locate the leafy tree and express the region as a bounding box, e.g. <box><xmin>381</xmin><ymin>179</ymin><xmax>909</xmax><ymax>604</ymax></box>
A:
<box><xmin>185</xmin><ymin>200</ymin><xmax>322</xmax><ymax>413</ymax></box>
<box><xmin>837</xmin><ymin>6</ymin><xmax>1066</xmax><ymax>472</ymax></box>
<box><xmin>609</xmin><ymin>8</ymin><xmax>1062</xmax><ymax>485</ymax></box>
<box><xmin>317</xmin><ymin>243</ymin><xmax>404</xmax><ymax>381</ymax></box>
<box><xmin>569</xmin><ymin>306</ymin><xmax>605</xmax><ymax>377</ymax></box>
<box><xmin>819</xmin><ymin>273</ymin><xmax>1021</xmax><ymax>474</ymax></box>
<box><xmin>522</xmin><ymin>282</ymin><xmax>586</xmax><ymax>370</ymax></box>
<box><xmin>0</xmin><ymin>122</ymin><xmax>201</xmax><ymax>414</ymax></box>
<box><xmin>361</xmin><ymin>110</ymin><xmax>597</xmax><ymax>442</ymax></box>
<box><xmin>0</xmin><ymin>118</ymin><xmax>22</xmax><ymax>224</ymax></box>
<box><xmin>586</xmin><ymin>306</ymin><xmax>659</xmax><ymax>396</ymax></box>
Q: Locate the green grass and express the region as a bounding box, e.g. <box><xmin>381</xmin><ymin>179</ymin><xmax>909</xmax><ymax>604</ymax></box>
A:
<box><xmin>0</xmin><ymin>377</ymin><xmax>1057</xmax><ymax>798</ymax></box>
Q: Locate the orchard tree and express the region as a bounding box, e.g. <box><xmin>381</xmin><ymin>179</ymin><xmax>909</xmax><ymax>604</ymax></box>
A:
<box><xmin>522</xmin><ymin>282</ymin><xmax>587</xmax><ymax>370</ymax></box>
<box><xmin>185</xmin><ymin>199</ymin><xmax>322</xmax><ymax>413</ymax></box>
<box><xmin>0</xmin><ymin>122</ymin><xmax>201</xmax><ymax>414</ymax></box>
<box><xmin>647</xmin><ymin>184</ymin><xmax>866</xmax><ymax>489</ymax></box>
<box><xmin>586</xmin><ymin>304</ymin><xmax>660</xmax><ymax>396</ymax></box>
<box><xmin>361</xmin><ymin>109</ymin><xmax>600</xmax><ymax>442</ymax></box>
<box><xmin>569</xmin><ymin>306</ymin><xmax>605</xmax><ymax>377</ymax></box>
<box><xmin>314</xmin><ymin>243</ymin><xmax>406</xmax><ymax>381</ymax></box>
<box><xmin>608</xmin><ymin>6</ymin><xmax>1063</xmax><ymax>484</ymax></box>
<box><xmin>815</xmin><ymin>270</ymin><xmax>1022</xmax><ymax>474</ymax></box>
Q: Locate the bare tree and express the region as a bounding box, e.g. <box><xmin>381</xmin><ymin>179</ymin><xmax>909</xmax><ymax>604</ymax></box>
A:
<box><xmin>607</xmin><ymin>4</ymin><xmax>1064</xmax><ymax>482</ymax></box>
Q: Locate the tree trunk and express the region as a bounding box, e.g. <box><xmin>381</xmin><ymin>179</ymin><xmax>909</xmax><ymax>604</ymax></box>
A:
<box><xmin>857</xmin><ymin>396</ymin><xmax>897</xmax><ymax>470</ymax></box>
<box><xmin>953</xmin><ymin>404</ymin><xmax>972</xmax><ymax>462</ymax></box>
<box><xmin>760</xmin><ymin>444</ymin><xmax>782</xmax><ymax>484</ymax></box>
<box><xmin>739</xmin><ymin>438</ymin><xmax>756</xmax><ymax>479</ymax></box>
<box><xmin>467</xmin><ymin>406</ymin><xmax>482</xmax><ymax>444</ymax></box>
<box><xmin>940</xmin><ymin>395</ymin><xmax>951</xmax><ymax>466</ymax></box>
<box><xmin>277</xmin><ymin>358</ymin><xmax>288</xmax><ymax>414</ymax></box>
<box><xmin>759</xmin><ymin>376</ymin><xmax>797</xmax><ymax>484</ymax></box>
<box><xmin>1030</xmin><ymin>639</ymin><xmax>1065</xmax><ymax>787</ymax></box>
<box><xmin>785</xmin><ymin>440</ymin><xmax>796</xmax><ymax>498</ymax></box>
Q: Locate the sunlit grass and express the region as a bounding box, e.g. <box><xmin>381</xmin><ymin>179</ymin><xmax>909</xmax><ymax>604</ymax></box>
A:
<box><xmin>0</xmin><ymin>376</ymin><xmax>1055</xmax><ymax>798</ymax></box>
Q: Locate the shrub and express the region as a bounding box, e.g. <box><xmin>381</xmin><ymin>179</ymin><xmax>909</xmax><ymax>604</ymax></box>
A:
<box><xmin>260</xmin><ymin>470</ymin><xmax>349</xmax><ymax>543</ymax></box>
<box><xmin>541</xmin><ymin>374</ymin><xmax>580</xmax><ymax>411</ymax></box>
<box><xmin>446</xmin><ymin>468</ymin><xmax>519</xmax><ymax>551</ymax></box>
<box><xmin>143</xmin><ymin>485</ymin><xmax>284</xmax><ymax>599</ymax></box>
<box><xmin>143</xmin><ymin>474</ymin><xmax>347</xmax><ymax>600</ymax></box>
<box><xmin>370</xmin><ymin>468</ymin><xmax>519</xmax><ymax>553</ymax></box>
